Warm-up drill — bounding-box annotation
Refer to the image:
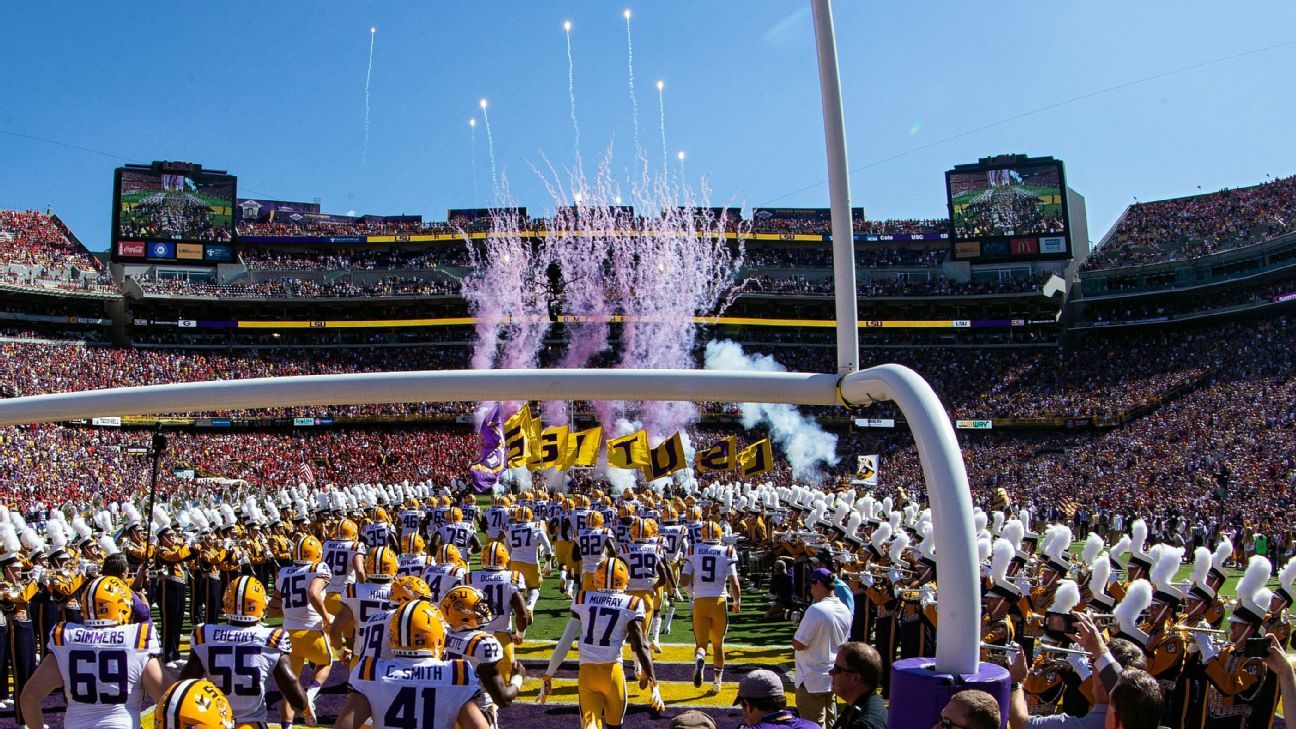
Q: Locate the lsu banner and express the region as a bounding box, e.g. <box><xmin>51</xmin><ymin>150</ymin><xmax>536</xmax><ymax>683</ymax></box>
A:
<box><xmin>737</xmin><ymin>439</ymin><xmax>774</xmax><ymax>478</ymax></box>
<box><xmin>606</xmin><ymin>430</ymin><xmax>650</xmax><ymax>469</ymax></box>
<box><xmin>534</xmin><ymin>426</ymin><xmax>570</xmax><ymax>470</ymax></box>
<box><xmin>563</xmin><ymin>426</ymin><xmax>602</xmax><ymax>469</ymax></box>
<box><xmin>469</xmin><ymin>404</ymin><xmax>505</xmax><ymax>492</ymax></box>
<box><xmin>694</xmin><ymin>436</ymin><xmax>736</xmax><ymax>473</ymax></box>
<box><xmin>854</xmin><ymin>454</ymin><xmax>879</xmax><ymax>486</ymax></box>
<box><xmin>503</xmin><ymin>404</ymin><xmax>538</xmax><ymax>468</ymax></box>
<box><xmin>644</xmin><ymin>433</ymin><xmax>688</xmax><ymax>481</ymax></box>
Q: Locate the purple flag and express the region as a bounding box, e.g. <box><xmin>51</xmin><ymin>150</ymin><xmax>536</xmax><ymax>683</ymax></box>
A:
<box><xmin>469</xmin><ymin>403</ymin><xmax>505</xmax><ymax>493</ymax></box>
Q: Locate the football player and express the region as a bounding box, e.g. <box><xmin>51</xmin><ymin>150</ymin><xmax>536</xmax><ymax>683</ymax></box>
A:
<box><xmin>353</xmin><ymin>575</ymin><xmax>434</xmax><ymax>665</ymax></box>
<box><xmin>442</xmin><ymin>585</ymin><xmax>526</xmax><ymax>727</ymax></box>
<box><xmin>466</xmin><ymin>542</ymin><xmax>530</xmax><ymax>683</ymax></box>
<box><xmin>505</xmin><ymin>505</ymin><xmax>552</xmax><ymax>613</ymax></box>
<box><xmin>331</xmin><ymin>545</ymin><xmax>398</xmax><ymax>666</ymax></box>
<box><xmin>572</xmin><ymin>556</ymin><xmax>664</xmax><ymax>729</ymax></box>
<box><xmin>433</xmin><ymin>507</ymin><xmax>481</xmax><ymax>555</ymax></box>
<box><xmin>181</xmin><ymin>575</ymin><xmax>314</xmax><ymax>726</ymax></box>
<box><xmin>681</xmin><ymin>520</ymin><xmax>741</xmax><ymax>693</ymax></box>
<box><xmin>621</xmin><ymin>517</ymin><xmax>680</xmax><ymax>660</ymax></box>
<box><xmin>321</xmin><ymin>518</ymin><xmax>368</xmax><ymax>618</ymax></box>
<box><xmin>154</xmin><ymin>678</ymin><xmax>236</xmax><ymax>729</ymax></box>
<box><xmin>336</xmin><ymin>600</ymin><xmax>489</xmax><ymax>729</ymax></box>
<box><xmin>422</xmin><ymin>543</ymin><xmax>470</xmax><ymax>604</ymax></box>
<box><xmin>19</xmin><ymin>576</ymin><xmax>167</xmax><ymax>729</ymax></box>
<box><xmin>267</xmin><ymin>535</ymin><xmax>334</xmax><ymax>725</ymax></box>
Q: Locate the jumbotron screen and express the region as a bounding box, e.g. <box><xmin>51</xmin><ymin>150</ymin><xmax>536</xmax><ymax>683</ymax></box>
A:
<box><xmin>115</xmin><ymin>167</ymin><xmax>235</xmax><ymax>243</ymax></box>
<box><xmin>946</xmin><ymin>161</ymin><xmax>1066</xmax><ymax>241</ymax></box>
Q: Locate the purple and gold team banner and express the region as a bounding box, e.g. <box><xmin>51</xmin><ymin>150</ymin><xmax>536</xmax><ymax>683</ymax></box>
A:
<box><xmin>469</xmin><ymin>403</ymin><xmax>505</xmax><ymax>492</ymax></box>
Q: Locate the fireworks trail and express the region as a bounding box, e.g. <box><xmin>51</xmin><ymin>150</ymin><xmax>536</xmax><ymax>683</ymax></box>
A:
<box><xmin>564</xmin><ymin>21</ymin><xmax>581</xmax><ymax>165</ymax></box>
<box><xmin>623</xmin><ymin>9</ymin><xmax>646</xmax><ymax>180</ymax></box>
<box><xmin>656</xmin><ymin>80</ymin><xmax>668</xmax><ymax>177</ymax></box>
<box><xmin>469</xmin><ymin>118</ymin><xmax>479</xmax><ymax>200</ymax></box>
<box><xmin>363</xmin><ymin>26</ymin><xmax>376</xmax><ymax>165</ymax></box>
<box><xmin>480</xmin><ymin>99</ymin><xmax>499</xmax><ymax>200</ymax></box>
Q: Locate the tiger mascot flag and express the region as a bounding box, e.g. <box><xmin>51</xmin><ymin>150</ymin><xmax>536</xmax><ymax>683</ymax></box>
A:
<box><xmin>854</xmin><ymin>454</ymin><xmax>879</xmax><ymax>486</ymax></box>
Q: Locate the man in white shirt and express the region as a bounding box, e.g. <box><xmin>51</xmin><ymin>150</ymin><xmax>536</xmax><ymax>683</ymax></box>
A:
<box><xmin>792</xmin><ymin>568</ymin><xmax>853</xmax><ymax>729</ymax></box>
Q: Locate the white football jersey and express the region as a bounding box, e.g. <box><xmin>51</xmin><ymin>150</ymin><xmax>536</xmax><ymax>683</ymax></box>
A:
<box><xmin>421</xmin><ymin>563</ymin><xmax>468</xmax><ymax>604</ymax></box>
<box><xmin>276</xmin><ymin>561</ymin><xmax>331</xmax><ymax>630</ymax></box>
<box><xmin>355</xmin><ymin>607</ymin><xmax>394</xmax><ymax>664</ymax></box>
<box><xmin>446</xmin><ymin>629</ymin><xmax>505</xmax><ymax>711</ymax></box>
<box><xmin>438</xmin><ymin>523</ymin><xmax>475</xmax><ymax>552</ymax></box>
<box><xmin>467</xmin><ymin>569</ymin><xmax>526</xmax><ymax>634</ymax></box>
<box><xmin>683</xmin><ymin>543</ymin><xmax>739</xmax><ymax>599</ymax></box>
<box><xmin>351</xmin><ymin>656</ymin><xmax>481</xmax><ymax>729</ymax></box>
<box><xmin>484</xmin><ymin>506</ymin><xmax>511</xmax><ymax>539</ymax></box>
<box><xmin>321</xmin><ymin>539</ymin><xmax>367</xmax><ymax>593</ymax></box>
<box><xmin>660</xmin><ymin>525</ymin><xmax>688</xmax><ymax>561</ymax></box>
<box><xmin>577</xmin><ymin>527</ymin><xmax>614</xmax><ymax>574</ymax></box>
<box><xmin>398</xmin><ymin>509</ymin><xmax>423</xmax><ymax>536</ymax></box>
<box><xmin>362</xmin><ymin>521</ymin><xmax>396</xmax><ymax>549</ymax></box>
<box><xmin>191</xmin><ymin>623</ymin><xmax>290</xmax><ymax>725</ymax></box>
<box><xmin>342</xmin><ymin>582</ymin><xmax>394</xmax><ymax>629</ymax></box>
<box><xmin>48</xmin><ymin>621</ymin><xmax>159</xmax><ymax>729</ymax></box>
<box><xmin>620</xmin><ymin>541</ymin><xmax>663</xmax><ymax>593</ymax></box>
<box><xmin>396</xmin><ymin>554</ymin><xmax>434</xmax><ymax>578</ymax></box>
<box><xmin>572</xmin><ymin>591</ymin><xmax>646</xmax><ymax>665</ymax></box>
<box><xmin>505</xmin><ymin>522</ymin><xmax>550</xmax><ymax>564</ymax></box>
<box><xmin>430</xmin><ymin>506</ymin><xmax>451</xmax><ymax>531</ymax></box>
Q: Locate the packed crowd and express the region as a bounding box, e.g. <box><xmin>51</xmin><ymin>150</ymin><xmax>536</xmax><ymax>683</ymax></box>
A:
<box><xmin>1083</xmin><ymin>174</ymin><xmax>1296</xmax><ymax>271</ymax></box>
<box><xmin>745</xmin><ymin>246</ymin><xmax>947</xmax><ymax>269</ymax></box>
<box><xmin>241</xmin><ymin>246</ymin><xmax>472</xmax><ymax>271</ymax></box>
<box><xmin>131</xmin><ymin>272</ymin><xmax>460</xmax><ymax>299</ymax></box>
<box><xmin>0</xmin><ymin>210</ymin><xmax>111</xmax><ymax>290</ymax></box>
<box><xmin>739</xmin><ymin>272</ymin><xmax>1047</xmax><ymax>297</ymax></box>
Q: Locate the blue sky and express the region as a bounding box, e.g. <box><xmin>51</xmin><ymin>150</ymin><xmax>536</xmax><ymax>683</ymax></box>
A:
<box><xmin>1</xmin><ymin>2</ymin><xmax>1293</xmax><ymax>251</ymax></box>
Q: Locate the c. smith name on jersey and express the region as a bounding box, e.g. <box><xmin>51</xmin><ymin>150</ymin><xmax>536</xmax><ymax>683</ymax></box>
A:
<box><xmin>384</xmin><ymin>661</ymin><xmax>472</xmax><ymax>681</ymax></box>
<box><xmin>64</xmin><ymin>627</ymin><xmax>128</xmax><ymax>645</ymax></box>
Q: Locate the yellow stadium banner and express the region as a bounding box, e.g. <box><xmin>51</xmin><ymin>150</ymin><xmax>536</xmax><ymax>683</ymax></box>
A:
<box><xmin>503</xmin><ymin>405</ymin><xmax>535</xmax><ymax>469</ymax></box>
<box><xmin>606</xmin><ymin>430</ymin><xmax>650</xmax><ymax>469</ymax></box>
<box><xmin>737</xmin><ymin>438</ymin><xmax>775</xmax><ymax>478</ymax></box>
<box><xmin>694</xmin><ymin>436</ymin><xmax>737</xmax><ymax>473</ymax></box>
<box><xmin>563</xmin><ymin>426</ymin><xmax>602</xmax><ymax>469</ymax></box>
<box><xmin>644</xmin><ymin>432</ymin><xmax>688</xmax><ymax>481</ymax></box>
<box><xmin>533</xmin><ymin>425</ymin><xmax>569</xmax><ymax>471</ymax></box>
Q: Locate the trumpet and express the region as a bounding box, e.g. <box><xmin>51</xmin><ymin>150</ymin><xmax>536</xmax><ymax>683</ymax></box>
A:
<box><xmin>981</xmin><ymin>642</ymin><xmax>1021</xmax><ymax>659</ymax></box>
<box><xmin>1174</xmin><ymin>624</ymin><xmax>1227</xmax><ymax>635</ymax></box>
<box><xmin>1035</xmin><ymin>643</ymin><xmax>1092</xmax><ymax>657</ymax></box>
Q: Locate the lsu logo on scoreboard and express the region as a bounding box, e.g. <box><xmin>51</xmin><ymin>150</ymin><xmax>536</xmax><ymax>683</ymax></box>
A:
<box><xmin>310</xmin><ymin>321</ymin><xmax>326</xmax><ymax>328</ymax></box>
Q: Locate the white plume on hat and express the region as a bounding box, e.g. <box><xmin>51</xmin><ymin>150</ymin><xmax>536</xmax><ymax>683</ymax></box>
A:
<box><xmin>977</xmin><ymin>536</ymin><xmax>992</xmax><ymax>562</ymax></box>
<box><xmin>98</xmin><ymin>534</ymin><xmax>120</xmax><ymax>556</ymax></box>
<box><xmin>1190</xmin><ymin>547</ymin><xmax>1212</xmax><ymax>587</ymax></box>
<box><xmin>1110</xmin><ymin>535</ymin><xmax>1131</xmax><ymax>562</ymax></box>
<box><xmin>1002</xmin><ymin>520</ymin><xmax>1024</xmax><ymax>552</ymax></box>
<box><xmin>1114</xmin><ymin>578</ymin><xmax>1152</xmax><ymax>631</ymax></box>
<box><xmin>1130</xmin><ymin>519</ymin><xmax>1147</xmax><ymax>552</ymax></box>
<box><xmin>1048</xmin><ymin>579</ymin><xmax>1081</xmax><ymax>614</ymax></box>
<box><xmin>991</xmin><ymin>539</ymin><xmax>1014</xmax><ymax>584</ymax></box>
<box><xmin>1149</xmin><ymin>544</ymin><xmax>1183</xmax><ymax>592</ymax></box>
<box><xmin>870</xmin><ymin>522</ymin><xmax>892</xmax><ymax>552</ymax></box>
<box><xmin>1089</xmin><ymin>554</ymin><xmax>1112</xmax><ymax>597</ymax></box>
<box><xmin>71</xmin><ymin>516</ymin><xmax>93</xmax><ymax>544</ymax></box>
<box><xmin>1236</xmin><ymin>556</ymin><xmax>1273</xmax><ymax>617</ymax></box>
<box><xmin>887</xmin><ymin>531</ymin><xmax>910</xmax><ymax>564</ymax></box>
<box><xmin>0</xmin><ymin>523</ymin><xmax>21</xmax><ymax>558</ymax></box>
<box><xmin>991</xmin><ymin>510</ymin><xmax>1005</xmax><ymax>535</ymax></box>
<box><xmin>1081</xmin><ymin>533</ymin><xmax>1105</xmax><ymax>566</ymax></box>
<box><xmin>1279</xmin><ymin>557</ymin><xmax>1296</xmax><ymax>597</ymax></box>
<box><xmin>1212</xmin><ymin>540</ymin><xmax>1233</xmax><ymax>572</ymax></box>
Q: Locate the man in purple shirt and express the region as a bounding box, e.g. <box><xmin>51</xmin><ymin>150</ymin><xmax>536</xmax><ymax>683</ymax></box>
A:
<box><xmin>735</xmin><ymin>669</ymin><xmax>820</xmax><ymax>729</ymax></box>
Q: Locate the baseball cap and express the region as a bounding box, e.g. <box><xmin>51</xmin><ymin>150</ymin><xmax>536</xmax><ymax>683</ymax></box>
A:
<box><xmin>733</xmin><ymin>669</ymin><xmax>785</xmax><ymax>705</ymax></box>
<box><xmin>809</xmin><ymin>567</ymin><xmax>835</xmax><ymax>586</ymax></box>
<box><xmin>670</xmin><ymin>710</ymin><xmax>718</xmax><ymax>729</ymax></box>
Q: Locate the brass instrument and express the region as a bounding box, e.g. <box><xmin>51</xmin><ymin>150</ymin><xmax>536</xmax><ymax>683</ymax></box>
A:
<box><xmin>1173</xmin><ymin>623</ymin><xmax>1227</xmax><ymax>635</ymax></box>
<box><xmin>981</xmin><ymin>641</ymin><xmax>1021</xmax><ymax>660</ymax></box>
<box><xmin>1035</xmin><ymin>643</ymin><xmax>1092</xmax><ymax>657</ymax></box>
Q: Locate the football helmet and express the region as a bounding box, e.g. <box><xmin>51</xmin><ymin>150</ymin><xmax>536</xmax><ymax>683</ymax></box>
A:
<box><xmin>83</xmin><ymin>575</ymin><xmax>132</xmax><ymax>627</ymax></box>
<box><xmin>157</xmin><ymin>679</ymin><xmax>235</xmax><ymax>729</ymax></box>
<box><xmin>449</xmin><ymin>507</ymin><xmax>464</xmax><ymax>524</ymax></box>
<box><xmin>515</xmin><ymin>506</ymin><xmax>534</xmax><ymax>523</ymax></box>
<box><xmin>440</xmin><ymin>585</ymin><xmax>496</xmax><ymax>630</ymax></box>
<box><xmin>293</xmin><ymin>535</ymin><xmax>323</xmax><ymax>564</ymax></box>
<box><xmin>630</xmin><ymin>517</ymin><xmax>659</xmax><ymax>542</ymax></box>
<box><xmin>372</xmin><ymin>507</ymin><xmax>390</xmax><ymax>523</ymax></box>
<box><xmin>481</xmin><ymin>541</ymin><xmax>510</xmax><ymax>570</ymax></box>
<box><xmin>390</xmin><ymin>599</ymin><xmax>447</xmax><ymax>658</ymax></box>
<box><xmin>365</xmin><ymin>546</ymin><xmax>399</xmax><ymax>581</ymax></box>
<box><xmin>593</xmin><ymin>556</ymin><xmax>631</xmax><ymax>592</ymax></box>
<box><xmin>390</xmin><ymin>575</ymin><xmax>433</xmax><ymax>607</ymax></box>
<box><xmin>686</xmin><ymin>506</ymin><xmax>703</xmax><ymax>523</ymax></box>
<box><xmin>437</xmin><ymin>543</ymin><xmax>466</xmax><ymax>568</ymax></box>
<box><xmin>588</xmin><ymin>511</ymin><xmax>605</xmax><ymax>530</ymax></box>
<box><xmin>699</xmin><ymin>521</ymin><xmax>724</xmax><ymax>543</ymax></box>
<box><xmin>401</xmin><ymin>532</ymin><xmax>426</xmax><ymax>555</ymax></box>
<box><xmin>336</xmin><ymin>518</ymin><xmax>359</xmax><ymax>541</ymax></box>
<box><xmin>223</xmin><ymin>575</ymin><xmax>268</xmax><ymax>624</ymax></box>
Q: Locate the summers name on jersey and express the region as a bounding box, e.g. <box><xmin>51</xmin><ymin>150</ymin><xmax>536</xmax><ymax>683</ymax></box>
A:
<box><xmin>572</xmin><ymin>591</ymin><xmax>646</xmax><ymax>665</ymax></box>
<box><xmin>683</xmin><ymin>543</ymin><xmax>739</xmax><ymax>598</ymax></box>
<box><xmin>48</xmin><ymin>621</ymin><xmax>160</xmax><ymax>729</ymax></box>
<box><xmin>466</xmin><ymin>570</ymin><xmax>526</xmax><ymax>633</ymax></box>
<box><xmin>278</xmin><ymin>561</ymin><xmax>331</xmax><ymax>630</ymax></box>
<box><xmin>352</xmin><ymin>656</ymin><xmax>481</xmax><ymax>729</ymax></box>
<box><xmin>421</xmin><ymin>563</ymin><xmax>468</xmax><ymax>604</ymax></box>
<box><xmin>191</xmin><ymin>623</ymin><xmax>291</xmax><ymax>725</ymax></box>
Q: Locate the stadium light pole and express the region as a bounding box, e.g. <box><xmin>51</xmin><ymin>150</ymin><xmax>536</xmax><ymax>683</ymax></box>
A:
<box><xmin>809</xmin><ymin>0</ymin><xmax>859</xmax><ymax>376</ymax></box>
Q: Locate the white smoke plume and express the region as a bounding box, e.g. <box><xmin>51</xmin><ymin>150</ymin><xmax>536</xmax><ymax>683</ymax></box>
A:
<box><xmin>702</xmin><ymin>340</ymin><xmax>838</xmax><ymax>482</ymax></box>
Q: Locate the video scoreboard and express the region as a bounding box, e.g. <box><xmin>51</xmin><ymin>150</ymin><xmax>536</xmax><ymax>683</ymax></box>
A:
<box><xmin>111</xmin><ymin>161</ymin><xmax>237</xmax><ymax>264</ymax></box>
<box><xmin>945</xmin><ymin>154</ymin><xmax>1073</xmax><ymax>262</ymax></box>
